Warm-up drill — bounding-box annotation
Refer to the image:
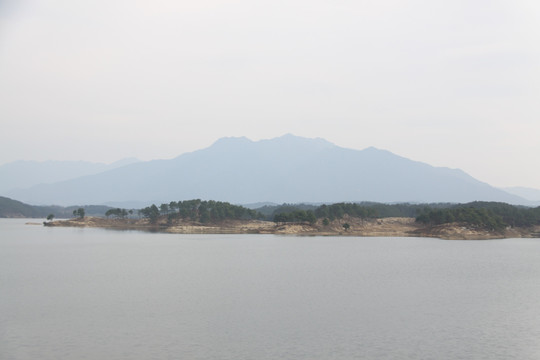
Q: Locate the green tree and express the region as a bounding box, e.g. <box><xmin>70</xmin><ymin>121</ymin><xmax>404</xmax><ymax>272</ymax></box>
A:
<box><xmin>76</xmin><ymin>208</ymin><xmax>85</xmax><ymax>219</ymax></box>
<box><xmin>46</xmin><ymin>213</ymin><xmax>54</xmax><ymax>222</ymax></box>
<box><xmin>141</xmin><ymin>204</ymin><xmax>160</xmax><ymax>223</ymax></box>
<box><xmin>160</xmin><ymin>203</ymin><xmax>169</xmax><ymax>215</ymax></box>
<box><xmin>342</xmin><ymin>223</ymin><xmax>350</xmax><ymax>231</ymax></box>
<box><xmin>306</xmin><ymin>210</ymin><xmax>316</xmax><ymax>225</ymax></box>
<box><xmin>106</xmin><ymin>208</ymin><xmax>130</xmax><ymax>219</ymax></box>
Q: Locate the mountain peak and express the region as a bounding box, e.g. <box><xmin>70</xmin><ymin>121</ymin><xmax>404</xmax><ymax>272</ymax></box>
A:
<box><xmin>212</xmin><ymin>136</ymin><xmax>252</xmax><ymax>146</ymax></box>
<box><xmin>207</xmin><ymin>134</ymin><xmax>336</xmax><ymax>153</ymax></box>
<box><xmin>259</xmin><ymin>134</ymin><xmax>336</xmax><ymax>149</ymax></box>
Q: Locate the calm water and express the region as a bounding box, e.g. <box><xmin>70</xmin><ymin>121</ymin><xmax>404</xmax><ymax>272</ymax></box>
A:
<box><xmin>1</xmin><ymin>219</ymin><xmax>540</xmax><ymax>360</ymax></box>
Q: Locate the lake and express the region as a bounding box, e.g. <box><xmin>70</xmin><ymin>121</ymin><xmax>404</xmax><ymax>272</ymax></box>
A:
<box><xmin>1</xmin><ymin>218</ymin><xmax>540</xmax><ymax>359</ymax></box>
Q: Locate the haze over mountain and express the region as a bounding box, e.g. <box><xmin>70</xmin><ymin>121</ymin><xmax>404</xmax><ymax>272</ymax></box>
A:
<box><xmin>0</xmin><ymin>158</ymin><xmax>140</xmax><ymax>194</ymax></box>
<box><xmin>4</xmin><ymin>135</ymin><xmax>529</xmax><ymax>206</ymax></box>
<box><xmin>503</xmin><ymin>187</ymin><xmax>540</xmax><ymax>202</ymax></box>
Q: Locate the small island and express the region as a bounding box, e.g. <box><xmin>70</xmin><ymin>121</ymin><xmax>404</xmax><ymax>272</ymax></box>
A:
<box><xmin>44</xmin><ymin>200</ymin><xmax>540</xmax><ymax>240</ymax></box>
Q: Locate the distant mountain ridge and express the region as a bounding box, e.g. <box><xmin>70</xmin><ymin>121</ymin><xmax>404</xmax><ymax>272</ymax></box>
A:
<box><xmin>0</xmin><ymin>196</ymin><xmax>113</xmax><ymax>218</ymax></box>
<box><xmin>4</xmin><ymin>134</ymin><xmax>530</xmax><ymax>206</ymax></box>
<box><xmin>0</xmin><ymin>158</ymin><xmax>140</xmax><ymax>194</ymax></box>
<box><xmin>503</xmin><ymin>187</ymin><xmax>540</xmax><ymax>203</ymax></box>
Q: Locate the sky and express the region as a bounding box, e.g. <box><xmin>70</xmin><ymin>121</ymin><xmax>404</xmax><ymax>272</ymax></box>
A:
<box><xmin>1</xmin><ymin>0</ymin><xmax>539</xmax><ymax>189</ymax></box>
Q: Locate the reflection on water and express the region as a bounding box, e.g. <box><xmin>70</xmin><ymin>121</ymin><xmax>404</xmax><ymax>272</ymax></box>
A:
<box><xmin>1</xmin><ymin>219</ymin><xmax>540</xmax><ymax>360</ymax></box>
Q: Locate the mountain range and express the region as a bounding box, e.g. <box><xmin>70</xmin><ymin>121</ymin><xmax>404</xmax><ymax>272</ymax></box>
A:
<box><xmin>1</xmin><ymin>134</ymin><xmax>537</xmax><ymax>206</ymax></box>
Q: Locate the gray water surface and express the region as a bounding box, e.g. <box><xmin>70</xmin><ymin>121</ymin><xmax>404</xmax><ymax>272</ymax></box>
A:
<box><xmin>1</xmin><ymin>219</ymin><xmax>540</xmax><ymax>359</ymax></box>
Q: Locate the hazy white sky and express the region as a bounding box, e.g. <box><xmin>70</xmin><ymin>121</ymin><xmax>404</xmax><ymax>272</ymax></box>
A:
<box><xmin>1</xmin><ymin>0</ymin><xmax>539</xmax><ymax>188</ymax></box>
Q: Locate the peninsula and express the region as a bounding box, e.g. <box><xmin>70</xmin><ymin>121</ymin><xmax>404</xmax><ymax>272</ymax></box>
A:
<box><xmin>39</xmin><ymin>199</ymin><xmax>540</xmax><ymax>240</ymax></box>
<box><xmin>44</xmin><ymin>215</ymin><xmax>540</xmax><ymax>240</ymax></box>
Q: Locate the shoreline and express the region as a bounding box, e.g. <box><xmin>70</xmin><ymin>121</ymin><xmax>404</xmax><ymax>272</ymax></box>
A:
<box><xmin>43</xmin><ymin>216</ymin><xmax>540</xmax><ymax>240</ymax></box>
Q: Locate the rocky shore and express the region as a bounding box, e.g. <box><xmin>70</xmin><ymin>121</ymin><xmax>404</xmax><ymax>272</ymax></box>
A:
<box><xmin>43</xmin><ymin>216</ymin><xmax>540</xmax><ymax>240</ymax></box>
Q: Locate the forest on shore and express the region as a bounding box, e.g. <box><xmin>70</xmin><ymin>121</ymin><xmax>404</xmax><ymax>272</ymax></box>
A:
<box><xmin>274</xmin><ymin>201</ymin><xmax>540</xmax><ymax>231</ymax></box>
<box><xmin>270</xmin><ymin>201</ymin><xmax>540</xmax><ymax>231</ymax></box>
<box><xmin>134</xmin><ymin>200</ymin><xmax>540</xmax><ymax>232</ymax></box>
<box><xmin>138</xmin><ymin>199</ymin><xmax>260</xmax><ymax>224</ymax></box>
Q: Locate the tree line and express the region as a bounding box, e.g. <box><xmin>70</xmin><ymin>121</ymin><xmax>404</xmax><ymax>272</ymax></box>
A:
<box><xmin>272</xmin><ymin>202</ymin><xmax>431</xmax><ymax>224</ymax></box>
<box><xmin>273</xmin><ymin>210</ymin><xmax>317</xmax><ymax>224</ymax></box>
<box><xmin>105</xmin><ymin>208</ymin><xmax>133</xmax><ymax>219</ymax></box>
<box><xmin>416</xmin><ymin>202</ymin><xmax>540</xmax><ymax>230</ymax></box>
<box><xmin>271</xmin><ymin>201</ymin><xmax>540</xmax><ymax>230</ymax></box>
<box><xmin>139</xmin><ymin>199</ymin><xmax>262</xmax><ymax>224</ymax></box>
